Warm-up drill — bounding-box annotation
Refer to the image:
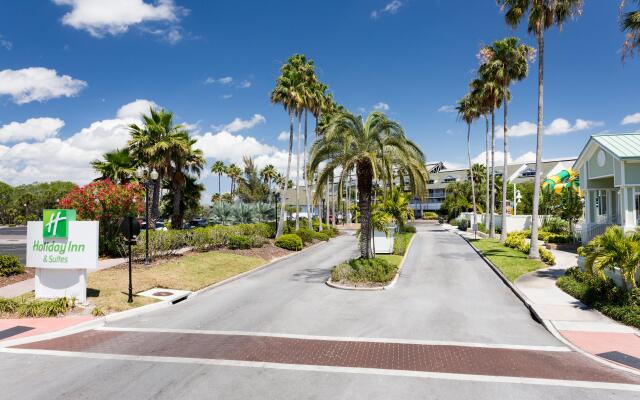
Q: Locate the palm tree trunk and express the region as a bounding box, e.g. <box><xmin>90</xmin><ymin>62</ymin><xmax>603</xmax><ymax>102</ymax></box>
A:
<box><xmin>467</xmin><ymin>122</ymin><xmax>477</xmax><ymax>235</ymax></box>
<box><xmin>325</xmin><ymin>183</ymin><xmax>330</xmax><ymax>227</ymax></box>
<box><xmin>218</xmin><ymin>173</ymin><xmax>222</xmax><ymax>207</ymax></box>
<box><xmin>276</xmin><ymin>110</ymin><xmax>295</xmax><ymax>237</ymax></box>
<box><xmin>357</xmin><ymin>162</ymin><xmax>374</xmax><ymax>259</ymax></box>
<box><xmin>485</xmin><ymin>116</ymin><xmax>489</xmax><ymax>229</ymax></box>
<box><xmin>151</xmin><ymin>175</ymin><xmax>161</xmax><ymax>228</ymax></box>
<box><xmin>171</xmin><ymin>177</ymin><xmax>183</xmax><ymax>229</ymax></box>
<box><xmin>331</xmin><ymin>172</ymin><xmax>337</xmax><ymax>228</ymax></box>
<box><xmin>490</xmin><ymin>110</ymin><xmax>496</xmax><ymax>238</ymax></box>
<box><xmin>530</xmin><ymin>28</ymin><xmax>545</xmax><ymax>259</ymax></box>
<box><xmin>500</xmin><ymin>86</ymin><xmax>509</xmax><ymax>243</ymax></box>
<box><xmin>304</xmin><ymin>110</ymin><xmax>312</xmax><ymax>230</ymax></box>
<box><xmin>295</xmin><ymin>114</ymin><xmax>301</xmax><ymax>231</ymax></box>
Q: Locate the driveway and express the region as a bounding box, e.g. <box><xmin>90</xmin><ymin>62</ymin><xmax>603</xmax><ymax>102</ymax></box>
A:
<box><xmin>0</xmin><ymin>226</ymin><xmax>26</xmax><ymax>264</ymax></box>
<box><xmin>1</xmin><ymin>224</ymin><xmax>639</xmax><ymax>399</ymax></box>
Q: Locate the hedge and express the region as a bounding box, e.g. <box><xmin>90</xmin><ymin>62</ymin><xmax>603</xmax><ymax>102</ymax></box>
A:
<box><xmin>0</xmin><ymin>255</ymin><xmax>24</xmax><ymax>277</ymax></box>
<box><xmin>275</xmin><ymin>234</ymin><xmax>303</xmax><ymax>251</ymax></box>
<box><xmin>331</xmin><ymin>258</ymin><xmax>397</xmax><ymax>283</ymax></box>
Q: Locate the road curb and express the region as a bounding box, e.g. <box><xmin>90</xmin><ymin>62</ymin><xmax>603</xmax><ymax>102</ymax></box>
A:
<box><xmin>325</xmin><ymin>232</ymin><xmax>417</xmax><ymax>291</ymax></box>
<box><xmin>453</xmin><ymin>229</ymin><xmax>640</xmax><ymax>378</ymax></box>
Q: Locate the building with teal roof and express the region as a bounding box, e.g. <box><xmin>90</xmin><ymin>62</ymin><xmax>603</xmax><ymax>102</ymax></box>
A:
<box><xmin>574</xmin><ymin>133</ymin><xmax>640</xmax><ymax>243</ymax></box>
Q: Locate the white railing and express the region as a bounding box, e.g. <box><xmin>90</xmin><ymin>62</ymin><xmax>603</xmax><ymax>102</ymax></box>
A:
<box><xmin>581</xmin><ymin>223</ymin><xmax>616</xmax><ymax>244</ymax></box>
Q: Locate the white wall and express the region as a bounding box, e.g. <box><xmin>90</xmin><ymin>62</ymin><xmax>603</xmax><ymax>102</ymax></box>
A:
<box><xmin>458</xmin><ymin>212</ymin><xmax>548</xmax><ymax>232</ymax></box>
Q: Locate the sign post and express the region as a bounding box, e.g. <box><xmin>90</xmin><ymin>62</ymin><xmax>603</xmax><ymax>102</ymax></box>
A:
<box><xmin>26</xmin><ymin>209</ymin><xmax>98</xmax><ymax>303</ymax></box>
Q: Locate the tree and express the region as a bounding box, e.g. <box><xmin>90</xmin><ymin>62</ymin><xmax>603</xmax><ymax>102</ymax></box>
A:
<box><xmin>211</xmin><ymin>160</ymin><xmax>226</xmax><ymax>207</ymax></box>
<box><xmin>168</xmin><ymin>135</ymin><xmax>205</xmax><ymax>229</ymax></box>
<box><xmin>582</xmin><ymin>227</ymin><xmax>640</xmax><ymax>289</ymax></box>
<box><xmin>478</xmin><ymin>37</ymin><xmax>534</xmax><ymax>242</ymax></box>
<box><xmin>91</xmin><ymin>149</ymin><xmax>135</xmax><ymax>184</ymax></box>
<box><xmin>559</xmin><ymin>189</ymin><xmax>583</xmax><ymax>235</ymax></box>
<box><xmin>309</xmin><ymin>111</ymin><xmax>427</xmax><ymax>259</ymax></box>
<box><xmin>456</xmin><ymin>94</ymin><xmax>480</xmax><ymax>234</ymax></box>
<box><xmin>226</xmin><ymin>164</ymin><xmax>242</xmax><ymax>199</ymax></box>
<box><xmin>621</xmin><ymin>0</ymin><xmax>640</xmax><ymax>59</ymax></box>
<box><xmin>441</xmin><ymin>181</ymin><xmax>472</xmax><ymax>220</ymax></box>
<box><xmin>162</xmin><ymin>174</ymin><xmax>204</xmax><ymax>223</ymax></box>
<box><xmin>260</xmin><ymin>164</ymin><xmax>279</xmax><ymax>205</ymax></box>
<box><xmin>236</xmin><ymin>156</ymin><xmax>269</xmax><ymax>203</ymax></box>
<box><xmin>498</xmin><ymin>0</ymin><xmax>583</xmax><ymax>258</ymax></box>
<box><xmin>381</xmin><ymin>188</ymin><xmax>414</xmax><ymax>229</ymax></box>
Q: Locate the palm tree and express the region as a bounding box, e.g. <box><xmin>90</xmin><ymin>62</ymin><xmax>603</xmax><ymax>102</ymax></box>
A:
<box><xmin>309</xmin><ymin>112</ymin><xmax>428</xmax><ymax>259</ymax></box>
<box><xmin>621</xmin><ymin>1</ymin><xmax>640</xmax><ymax>59</ymax></box>
<box><xmin>381</xmin><ymin>188</ymin><xmax>414</xmax><ymax>230</ymax></box>
<box><xmin>260</xmin><ymin>164</ymin><xmax>279</xmax><ymax>204</ymax></box>
<box><xmin>168</xmin><ymin>135</ymin><xmax>205</xmax><ymax>229</ymax></box>
<box><xmin>271</xmin><ymin>54</ymin><xmax>306</xmax><ymax>237</ymax></box>
<box><xmin>471</xmin><ymin>77</ymin><xmax>502</xmax><ymax>238</ymax></box>
<box><xmin>582</xmin><ymin>226</ymin><xmax>640</xmax><ymax>289</ymax></box>
<box><xmin>91</xmin><ymin>148</ymin><xmax>135</xmax><ymax>184</ymax></box>
<box><xmin>211</xmin><ymin>160</ymin><xmax>226</xmax><ymax>207</ymax></box>
<box><xmin>498</xmin><ymin>0</ymin><xmax>583</xmax><ymax>258</ymax></box>
<box><xmin>479</xmin><ymin>37</ymin><xmax>534</xmax><ymax>242</ymax></box>
<box><xmin>128</xmin><ymin>108</ymin><xmax>185</xmax><ymax>226</ymax></box>
<box><xmin>456</xmin><ymin>94</ymin><xmax>480</xmax><ymax>235</ymax></box>
<box><xmin>211</xmin><ymin>193</ymin><xmax>221</xmax><ymax>204</ymax></box>
<box><xmin>226</xmin><ymin>164</ymin><xmax>242</xmax><ymax>199</ymax></box>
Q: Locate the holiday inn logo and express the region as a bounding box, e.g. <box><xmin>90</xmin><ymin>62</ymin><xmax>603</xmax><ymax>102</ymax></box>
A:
<box><xmin>42</xmin><ymin>209</ymin><xmax>76</xmax><ymax>239</ymax></box>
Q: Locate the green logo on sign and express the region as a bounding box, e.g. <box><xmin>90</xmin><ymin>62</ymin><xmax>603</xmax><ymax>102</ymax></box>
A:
<box><xmin>43</xmin><ymin>209</ymin><xmax>76</xmax><ymax>239</ymax></box>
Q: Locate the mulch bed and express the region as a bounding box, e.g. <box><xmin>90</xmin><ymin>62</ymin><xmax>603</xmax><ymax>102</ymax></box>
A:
<box><xmin>0</xmin><ymin>268</ymin><xmax>35</xmax><ymax>289</ymax></box>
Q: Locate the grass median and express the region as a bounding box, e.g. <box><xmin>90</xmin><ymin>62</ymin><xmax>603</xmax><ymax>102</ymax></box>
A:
<box><xmin>469</xmin><ymin>238</ymin><xmax>547</xmax><ymax>282</ymax></box>
<box><xmin>88</xmin><ymin>251</ymin><xmax>265</xmax><ymax>313</ymax></box>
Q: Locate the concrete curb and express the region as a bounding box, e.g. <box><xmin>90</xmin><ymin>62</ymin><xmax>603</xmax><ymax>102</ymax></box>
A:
<box><xmin>453</xmin><ymin>229</ymin><xmax>640</xmax><ymax>378</ymax></box>
<box><xmin>0</xmin><ymin>239</ymin><xmax>334</xmax><ymax>347</ymax></box>
<box><xmin>325</xmin><ymin>232</ymin><xmax>417</xmax><ymax>291</ymax></box>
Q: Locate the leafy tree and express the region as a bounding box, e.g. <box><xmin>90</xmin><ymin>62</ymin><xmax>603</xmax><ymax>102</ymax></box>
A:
<box><xmin>226</xmin><ymin>164</ymin><xmax>242</xmax><ymax>199</ymax></box>
<box><xmin>236</xmin><ymin>157</ymin><xmax>269</xmax><ymax>203</ymax></box>
<box><xmin>498</xmin><ymin>0</ymin><xmax>583</xmax><ymax>258</ymax></box>
<box><xmin>478</xmin><ymin>37</ymin><xmax>534</xmax><ymax>242</ymax></box>
<box><xmin>559</xmin><ymin>189</ymin><xmax>583</xmax><ymax>233</ymax></box>
<box><xmin>309</xmin><ymin>111</ymin><xmax>428</xmax><ymax>259</ymax></box>
<box><xmin>381</xmin><ymin>188</ymin><xmax>414</xmax><ymax>229</ymax></box>
<box><xmin>260</xmin><ymin>164</ymin><xmax>279</xmax><ymax>204</ymax></box>
<box><xmin>582</xmin><ymin>227</ymin><xmax>640</xmax><ymax>289</ymax></box>
<box><xmin>162</xmin><ymin>175</ymin><xmax>204</xmax><ymax>223</ymax></box>
<box><xmin>621</xmin><ymin>0</ymin><xmax>640</xmax><ymax>59</ymax></box>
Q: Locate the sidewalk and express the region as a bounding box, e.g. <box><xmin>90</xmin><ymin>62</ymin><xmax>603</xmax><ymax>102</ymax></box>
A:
<box><xmin>449</xmin><ymin>224</ymin><xmax>640</xmax><ymax>371</ymax></box>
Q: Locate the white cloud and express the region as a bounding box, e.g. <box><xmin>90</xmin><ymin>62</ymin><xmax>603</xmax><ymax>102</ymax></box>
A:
<box><xmin>217</xmin><ymin>114</ymin><xmax>266</xmax><ymax>133</ymax></box>
<box><xmin>513</xmin><ymin>151</ymin><xmax>536</xmax><ymax>163</ymax></box>
<box><xmin>238</xmin><ymin>80</ymin><xmax>252</xmax><ymax>89</ymax></box>
<box><xmin>494</xmin><ymin>118</ymin><xmax>603</xmax><ymax>138</ymax></box>
<box><xmin>205</xmin><ymin>76</ymin><xmax>252</xmax><ymax>89</ymax></box>
<box><xmin>277</xmin><ymin>131</ymin><xmax>289</xmax><ymax>141</ymax></box>
<box><xmin>495</xmin><ymin>121</ymin><xmax>537</xmax><ymax>138</ymax></box>
<box><xmin>0</xmin><ymin>67</ymin><xmax>87</xmax><ymax>104</ymax></box>
<box><xmin>218</xmin><ymin>76</ymin><xmax>233</xmax><ymax>85</ymax></box>
<box><xmin>471</xmin><ymin>150</ymin><xmax>536</xmax><ymax>166</ymax></box>
<box><xmin>373</xmin><ymin>102</ymin><xmax>390</xmax><ymax>111</ymax></box>
<box><xmin>371</xmin><ymin>1</ymin><xmax>402</xmax><ymax>19</ymax></box>
<box><xmin>116</xmin><ymin>98</ymin><xmax>160</xmax><ymax>119</ymax></box>
<box><xmin>0</xmin><ymin>99</ymin><xmax>156</xmax><ymax>185</ymax></box>
<box><xmin>0</xmin><ymin>118</ymin><xmax>65</xmax><ymax>144</ymax></box>
<box><xmin>622</xmin><ymin>112</ymin><xmax>640</xmax><ymax>125</ymax></box>
<box><xmin>438</xmin><ymin>105</ymin><xmax>455</xmax><ymax>113</ymax></box>
<box><xmin>52</xmin><ymin>0</ymin><xmax>184</xmax><ymax>39</ymax></box>
<box><xmin>0</xmin><ymin>34</ymin><xmax>11</xmax><ymax>50</ymax></box>
<box><xmin>220</xmin><ymin>94</ymin><xmax>233</xmax><ymax>100</ymax></box>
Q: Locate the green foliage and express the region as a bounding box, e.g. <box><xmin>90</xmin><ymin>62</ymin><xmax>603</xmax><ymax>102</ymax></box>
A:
<box><xmin>0</xmin><ymin>180</ymin><xmax>76</xmax><ymax>225</ymax></box>
<box><xmin>504</xmin><ymin>231</ymin><xmax>554</xmax><ymax>265</ymax></box>
<box><xmin>539</xmin><ymin>247</ymin><xmax>556</xmax><ymax>266</ymax></box>
<box><xmin>228</xmin><ymin>234</ymin><xmax>253</xmax><ymax>249</ymax></box>
<box><xmin>380</xmin><ymin>188</ymin><xmax>414</xmax><ymax>228</ymax></box>
<box><xmin>393</xmin><ymin>232</ymin><xmax>414</xmax><ymax>256</ymax></box>
<box><xmin>331</xmin><ymin>257</ymin><xmax>397</xmax><ymax>283</ymax></box>
<box><xmin>457</xmin><ymin>219</ymin><xmax>469</xmax><ymax>231</ymax></box>
<box><xmin>557</xmin><ymin>267</ymin><xmax>640</xmax><ymax>329</ymax></box>
<box><xmin>422</xmin><ymin>211</ymin><xmax>439</xmax><ymax>220</ymax></box>
<box><xmin>402</xmin><ymin>225</ymin><xmax>417</xmax><ymax>233</ymax></box>
<box><xmin>582</xmin><ymin>226</ymin><xmax>640</xmax><ymax>288</ymax></box>
<box><xmin>542</xmin><ymin>217</ymin><xmax>569</xmax><ymax>234</ymax></box>
<box><xmin>0</xmin><ymin>297</ymin><xmax>72</xmax><ymax>317</ymax></box>
<box><xmin>275</xmin><ymin>234</ymin><xmax>303</xmax><ymax>251</ymax></box>
<box><xmin>295</xmin><ymin>227</ymin><xmax>315</xmax><ymax>243</ymax></box>
<box><xmin>236</xmin><ymin>156</ymin><xmax>269</xmax><ymax>204</ymax></box>
<box><xmin>314</xmin><ymin>232</ymin><xmax>330</xmax><ymax>241</ymax></box>
<box><xmin>0</xmin><ymin>255</ymin><xmax>24</xmax><ymax>277</ymax></box>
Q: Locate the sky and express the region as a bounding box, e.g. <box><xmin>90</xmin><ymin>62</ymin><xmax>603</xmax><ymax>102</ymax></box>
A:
<box><xmin>0</xmin><ymin>0</ymin><xmax>639</xmax><ymax>203</ymax></box>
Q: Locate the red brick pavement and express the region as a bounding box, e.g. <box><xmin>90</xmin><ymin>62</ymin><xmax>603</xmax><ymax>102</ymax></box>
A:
<box><xmin>12</xmin><ymin>330</ymin><xmax>640</xmax><ymax>384</ymax></box>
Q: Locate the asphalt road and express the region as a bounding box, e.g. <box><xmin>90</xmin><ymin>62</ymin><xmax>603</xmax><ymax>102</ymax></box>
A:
<box><xmin>0</xmin><ymin>226</ymin><xmax>26</xmax><ymax>264</ymax></box>
<box><xmin>1</xmin><ymin>224</ymin><xmax>638</xmax><ymax>399</ymax></box>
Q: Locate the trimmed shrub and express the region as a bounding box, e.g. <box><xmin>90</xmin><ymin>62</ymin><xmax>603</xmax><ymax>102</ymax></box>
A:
<box><xmin>0</xmin><ymin>255</ymin><xmax>24</xmax><ymax>276</ymax></box>
<box><xmin>422</xmin><ymin>212</ymin><xmax>438</xmax><ymax>220</ymax></box>
<box><xmin>275</xmin><ymin>234</ymin><xmax>303</xmax><ymax>251</ymax></box>
<box><xmin>331</xmin><ymin>257</ymin><xmax>397</xmax><ymax>283</ymax></box>
<box><xmin>394</xmin><ymin>232</ymin><xmax>413</xmax><ymax>255</ymax></box>
<box><xmin>228</xmin><ymin>234</ymin><xmax>253</xmax><ymax>249</ymax></box>
<box><xmin>539</xmin><ymin>247</ymin><xmax>556</xmax><ymax>265</ymax></box>
<box><xmin>457</xmin><ymin>219</ymin><xmax>469</xmax><ymax>231</ymax></box>
<box><xmin>542</xmin><ymin>217</ymin><xmax>570</xmax><ymax>234</ymax></box>
<box><xmin>0</xmin><ymin>297</ymin><xmax>72</xmax><ymax>317</ymax></box>
<box><xmin>295</xmin><ymin>227</ymin><xmax>315</xmax><ymax>244</ymax></box>
<box><xmin>402</xmin><ymin>225</ymin><xmax>417</xmax><ymax>233</ymax></box>
<box><xmin>314</xmin><ymin>232</ymin><xmax>330</xmax><ymax>241</ymax></box>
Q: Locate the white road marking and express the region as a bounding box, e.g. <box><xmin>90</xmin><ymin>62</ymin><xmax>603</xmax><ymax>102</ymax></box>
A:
<box><xmin>2</xmin><ymin>347</ymin><xmax>638</xmax><ymax>392</ymax></box>
<box><xmin>96</xmin><ymin>326</ymin><xmax>570</xmax><ymax>352</ymax></box>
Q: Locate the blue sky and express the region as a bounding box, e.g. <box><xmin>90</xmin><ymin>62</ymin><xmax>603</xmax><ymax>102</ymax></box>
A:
<box><xmin>0</xmin><ymin>0</ymin><xmax>639</xmax><ymax>201</ymax></box>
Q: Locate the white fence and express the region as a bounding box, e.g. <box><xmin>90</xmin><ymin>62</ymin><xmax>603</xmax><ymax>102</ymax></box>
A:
<box><xmin>458</xmin><ymin>213</ymin><xmax>548</xmax><ymax>232</ymax></box>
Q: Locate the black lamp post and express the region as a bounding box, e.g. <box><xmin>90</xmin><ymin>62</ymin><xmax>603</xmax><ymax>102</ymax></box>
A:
<box><xmin>136</xmin><ymin>167</ymin><xmax>159</xmax><ymax>265</ymax></box>
<box><xmin>274</xmin><ymin>192</ymin><xmax>281</xmax><ymax>230</ymax></box>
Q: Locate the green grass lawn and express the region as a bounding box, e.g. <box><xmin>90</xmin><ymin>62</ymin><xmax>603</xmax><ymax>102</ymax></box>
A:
<box><xmin>88</xmin><ymin>251</ymin><xmax>265</xmax><ymax>313</ymax></box>
<box><xmin>377</xmin><ymin>254</ymin><xmax>403</xmax><ymax>268</ymax></box>
<box><xmin>469</xmin><ymin>238</ymin><xmax>547</xmax><ymax>282</ymax></box>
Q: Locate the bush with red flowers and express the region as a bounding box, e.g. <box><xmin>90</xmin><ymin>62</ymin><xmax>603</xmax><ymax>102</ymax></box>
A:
<box><xmin>59</xmin><ymin>180</ymin><xmax>144</xmax><ymax>255</ymax></box>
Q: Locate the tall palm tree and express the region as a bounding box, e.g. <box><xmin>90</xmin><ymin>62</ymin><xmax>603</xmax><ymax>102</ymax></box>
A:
<box><xmin>479</xmin><ymin>37</ymin><xmax>534</xmax><ymax>242</ymax></box>
<box><xmin>309</xmin><ymin>112</ymin><xmax>428</xmax><ymax>259</ymax></box>
<box><xmin>260</xmin><ymin>164</ymin><xmax>279</xmax><ymax>204</ymax></box>
<box><xmin>226</xmin><ymin>164</ymin><xmax>242</xmax><ymax>199</ymax></box>
<box><xmin>498</xmin><ymin>0</ymin><xmax>583</xmax><ymax>258</ymax></box>
<box><xmin>211</xmin><ymin>160</ymin><xmax>226</xmax><ymax>207</ymax></box>
<box><xmin>621</xmin><ymin>1</ymin><xmax>640</xmax><ymax>59</ymax></box>
<box><xmin>91</xmin><ymin>148</ymin><xmax>135</xmax><ymax>184</ymax></box>
<box><xmin>271</xmin><ymin>54</ymin><xmax>306</xmax><ymax>237</ymax></box>
<box><xmin>471</xmin><ymin>77</ymin><xmax>502</xmax><ymax>238</ymax></box>
<box><xmin>168</xmin><ymin>134</ymin><xmax>205</xmax><ymax>229</ymax></box>
<box><xmin>456</xmin><ymin>94</ymin><xmax>480</xmax><ymax>235</ymax></box>
<box><xmin>128</xmin><ymin>108</ymin><xmax>187</xmax><ymax>226</ymax></box>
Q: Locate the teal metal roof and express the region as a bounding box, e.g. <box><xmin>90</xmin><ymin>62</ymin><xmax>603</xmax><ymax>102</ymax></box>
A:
<box><xmin>592</xmin><ymin>134</ymin><xmax>640</xmax><ymax>159</ymax></box>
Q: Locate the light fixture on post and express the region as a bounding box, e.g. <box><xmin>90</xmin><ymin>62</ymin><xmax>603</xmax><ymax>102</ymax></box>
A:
<box><xmin>136</xmin><ymin>167</ymin><xmax>158</xmax><ymax>265</ymax></box>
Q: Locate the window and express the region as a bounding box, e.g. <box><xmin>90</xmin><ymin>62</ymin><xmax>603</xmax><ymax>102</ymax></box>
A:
<box><xmin>443</xmin><ymin>176</ymin><xmax>457</xmax><ymax>183</ymax></box>
<box><xmin>596</xmin><ymin>190</ymin><xmax>607</xmax><ymax>216</ymax></box>
<box><xmin>521</xmin><ymin>167</ymin><xmax>536</xmax><ymax>177</ymax></box>
<box><xmin>428</xmin><ymin>179</ymin><xmax>435</xmax><ymax>184</ymax></box>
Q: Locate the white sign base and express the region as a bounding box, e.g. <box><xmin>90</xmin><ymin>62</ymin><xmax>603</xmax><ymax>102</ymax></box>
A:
<box><xmin>35</xmin><ymin>268</ymin><xmax>87</xmax><ymax>302</ymax></box>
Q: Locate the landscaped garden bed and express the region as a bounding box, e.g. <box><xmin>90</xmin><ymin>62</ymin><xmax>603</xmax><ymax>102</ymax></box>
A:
<box><xmin>470</xmin><ymin>238</ymin><xmax>550</xmax><ymax>282</ymax></box>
